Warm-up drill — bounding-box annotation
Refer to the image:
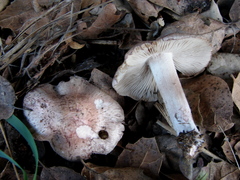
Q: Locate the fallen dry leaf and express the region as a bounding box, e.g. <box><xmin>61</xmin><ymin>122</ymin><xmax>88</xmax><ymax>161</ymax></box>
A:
<box><xmin>149</xmin><ymin>0</ymin><xmax>211</xmax><ymax>15</ymax></box>
<box><xmin>221</xmin><ymin>136</ymin><xmax>240</xmax><ymax>162</ymax></box>
<box><xmin>160</xmin><ymin>13</ymin><xmax>226</xmax><ymax>53</ymax></box>
<box><xmin>81</xmin><ymin>162</ymin><xmax>152</xmax><ymax>180</ymax></box>
<box><xmin>200</xmin><ymin>161</ymin><xmax>240</xmax><ymax>180</ymax></box>
<box><xmin>40</xmin><ymin>166</ymin><xmax>85</xmax><ymax>180</ymax></box>
<box><xmin>232</xmin><ymin>73</ymin><xmax>240</xmax><ymax>112</ymax></box>
<box><xmin>115</xmin><ymin>137</ymin><xmax>162</xmax><ymax>179</ymax></box>
<box><xmin>234</xmin><ymin>140</ymin><xmax>240</xmax><ymax>158</ymax></box>
<box><xmin>0</xmin><ymin>0</ymin><xmax>47</xmax><ymax>34</ymax></box>
<box><xmin>77</xmin><ymin>3</ymin><xmax>125</xmax><ymax>39</ymax></box>
<box><xmin>229</xmin><ymin>0</ymin><xmax>240</xmax><ymax>22</ymax></box>
<box><xmin>207</xmin><ymin>53</ymin><xmax>240</xmax><ymax>80</ymax></box>
<box><xmin>221</xmin><ymin>36</ymin><xmax>240</xmax><ymax>54</ymax></box>
<box><xmin>89</xmin><ymin>68</ymin><xmax>124</xmax><ymax>106</ymax></box>
<box><xmin>182</xmin><ymin>75</ymin><xmax>234</xmax><ymax>132</ymax></box>
<box><xmin>0</xmin><ymin>75</ymin><xmax>15</xmax><ymax>119</ymax></box>
<box><xmin>126</xmin><ymin>0</ymin><xmax>160</xmax><ymax>24</ymax></box>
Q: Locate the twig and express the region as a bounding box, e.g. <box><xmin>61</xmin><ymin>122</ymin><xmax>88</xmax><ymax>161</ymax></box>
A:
<box><xmin>218</xmin><ymin>125</ymin><xmax>240</xmax><ymax>170</ymax></box>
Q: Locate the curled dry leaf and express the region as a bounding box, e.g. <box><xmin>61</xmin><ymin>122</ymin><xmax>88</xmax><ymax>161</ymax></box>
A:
<box><xmin>0</xmin><ymin>0</ymin><xmax>43</xmax><ymax>33</ymax></box>
<box><xmin>232</xmin><ymin>73</ymin><xmax>240</xmax><ymax>112</ymax></box>
<box><xmin>126</xmin><ymin>0</ymin><xmax>161</xmax><ymax>24</ymax></box>
<box><xmin>200</xmin><ymin>161</ymin><xmax>240</xmax><ymax>180</ymax></box>
<box><xmin>234</xmin><ymin>140</ymin><xmax>240</xmax><ymax>158</ymax></box>
<box><xmin>77</xmin><ymin>3</ymin><xmax>125</xmax><ymax>39</ymax></box>
<box><xmin>160</xmin><ymin>13</ymin><xmax>226</xmax><ymax>53</ymax></box>
<box><xmin>207</xmin><ymin>53</ymin><xmax>240</xmax><ymax>79</ymax></box>
<box><xmin>81</xmin><ymin>162</ymin><xmax>152</xmax><ymax>180</ymax></box>
<box><xmin>229</xmin><ymin>0</ymin><xmax>240</xmax><ymax>22</ymax></box>
<box><xmin>149</xmin><ymin>0</ymin><xmax>211</xmax><ymax>15</ymax></box>
<box><xmin>0</xmin><ymin>76</ymin><xmax>15</xmax><ymax>119</ymax></box>
<box><xmin>221</xmin><ymin>136</ymin><xmax>240</xmax><ymax>162</ymax></box>
<box><xmin>221</xmin><ymin>36</ymin><xmax>240</xmax><ymax>54</ymax></box>
<box><xmin>115</xmin><ymin>137</ymin><xmax>162</xmax><ymax>178</ymax></box>
<box><xmin>182</xmin><ymin>75</ymin><xmax>234</xmax><ymax>132</ymax></box>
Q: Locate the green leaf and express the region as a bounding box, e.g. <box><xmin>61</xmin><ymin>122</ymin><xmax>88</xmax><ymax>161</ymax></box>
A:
<box><xmin>0</xmin><ymin>150</ymin><xmax>28</xmax><ymax>180</ymax></box>
<box><xmin>5</xmin><ymin>115</ymin><xmax>39</xmax><ymax>180</ymax></box>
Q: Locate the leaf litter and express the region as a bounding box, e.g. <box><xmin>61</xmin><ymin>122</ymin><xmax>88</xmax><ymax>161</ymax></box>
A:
<box><xmin>0</xmin><ymin>0</ymin><xmax>240</xmax><ymax>179</ymax></box>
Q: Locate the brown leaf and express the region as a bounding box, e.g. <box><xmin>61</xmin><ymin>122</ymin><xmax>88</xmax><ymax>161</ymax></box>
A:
<box><xmin>160</xmin><ymin>13</ymin><xmax>226</xmax><ymax>53</ymax></box>
<box><xmin>40</xmin><ymin>166</ymin><xmax>85</xmax><ymax>180</ymax></box>
<box><xmin>207</xmin><ymin>53</ymin><xmax>240</xmax><ymax>80</ymax></box>
<box><xmin>81</xmin><ymin>162</ymin><xmax>152</xmax><ymax>180</ymax></box>
<box><xmin>200</xmin><ymin>161</ymin><xmax>240</xmax><ymax>180</ymax></box>
<box><xmin>232</xmin><ymin>73</ymin><xmax>240</xmax><ymax>112</ymax></box>
<box><xmin>221</xmin><ymin>36</ymin><xmax>240</xmax><ymax>54</ymax></box>
<box><xmin>127</xmin><ymin>0</ymin><xmax>160</xmax><ymax>24</ymax></box>
<box><xmin>149</xmin><ymin>0</ymin><xmax>211</xmax><ymax>15</ymax></box>
<box><xmin>0</xmin><ymin>76</ymin><xmax>15</xmax><ymax>119</ymax></box>
<box><xmin>221</xmin><ymin>137</ymin><xmax>239</xmax><ymax>162</ymax></box>
<box><xmin>77</xmin><ymin>3</ymin><xmax>124</xmax><ymax>39</ymax></box>
<box><xmin>182</xmin><ymin>75</ymin><xmax>234</xmax><ymax>132</ymax></box>
<box><xmin>0</xmin><ymin>0</ymin><xmax>45</xmax><ymax>33</ymax></box>
<box><xmin>115</xmin><ymin>137</ymin><xmax>162</xmax><ymax>179</ymax></box>
<box><xmin>229</xmin><ymin>0</ymin><xmax>240</xmax><ymax>22</ymax></box>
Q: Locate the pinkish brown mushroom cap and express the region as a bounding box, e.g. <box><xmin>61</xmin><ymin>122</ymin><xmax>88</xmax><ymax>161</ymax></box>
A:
<box><xmin>23</xmin><ymin>76</ymin><xmax>124</xmax><ymax>160</ymax></box>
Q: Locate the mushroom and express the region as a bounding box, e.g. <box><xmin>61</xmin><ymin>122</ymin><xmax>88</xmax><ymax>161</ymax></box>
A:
<box><xmin>23</xmin><ymin>76</ymin><xmax>124</xmax><ymax>160</ymax></box>
<box><xmin>112</xmin><ymin>36</ymin><xmax>212</xmax><ymax>156</ymax></box>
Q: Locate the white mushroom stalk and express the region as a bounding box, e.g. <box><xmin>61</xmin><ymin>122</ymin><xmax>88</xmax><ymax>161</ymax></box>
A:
<box><xmin>148</xmin><ymin>53</ymin><xmax>198</xmax><ymax>135</ymax></box>
<box><xmin>112</xmin><ymin>37</ymin><xmax>212</xmax><ymax>157</ymax></box>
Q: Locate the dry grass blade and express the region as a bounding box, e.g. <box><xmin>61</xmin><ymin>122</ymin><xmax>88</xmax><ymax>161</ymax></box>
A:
<box><xmin>218</xmin><ymin>125</ymin><xmax>240</xmax><ymax>170</ymax></box>
<box><xmin>0</xmin><ymin>0</ymin><xmax>114</xmax><ymax>72</ymax></box>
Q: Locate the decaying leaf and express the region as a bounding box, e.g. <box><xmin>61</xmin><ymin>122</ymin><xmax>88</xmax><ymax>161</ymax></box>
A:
<box><xmin>40</xmin><ymin>166</ymin><xmax>85</xmax><ymax>180</ymax></box>
<box><xmin>126</xmin><ymin>0</ymin><xmax>161</xmax><ymax>24</ymax></box>
<box><xmin>221</xmin><ymin>36</ymin><xmax>240</xmax><ymax>54</ymax></box>
<box><xmin>0</xmin><ymin>75</ymin><xmax>15</xmax><ymax>119</ymax></box>
<box><xmin>149</xmin><ymin>0</ymin><xmax>211</xmax><ymax>15</ymax></box>
<box><xmin>115</xmin><ymin>137</ymin><xmax>162</xmax><ymax>178</ymax></box>
<box><xmin>229</xmin><ymin>0</ymin><xmax>240</xmax><ymax>22</ymax></box>
<box><xmin>89</xmin><ymin>68</ymin><xmax>124</xmax><ymax>106</ymax></box>
<box><xmin>232</xmin><ymin>73</ymin><xmax>240</xmax><ymax>112</ymax></box>
<box><xmin>199</xmin><ymin>161</ymin><xmax>240</xmax><ymax>180</ymax></box>
<box><xmin>182</xmin><ymin>75</ymin><xmax>234</xmax><ymax>132</ymax></box>
<box><xmin>81</xmin><ymin>162</ymin><xmax>152</xmax><ymax>180</ymax></box>
<box><xmin>207</xmin><ymin>53</ymin><xmax>240</xmax><ymax>80</ymax></box>
<box><xmin>234</xmin><ymin>140</ymin><xmax>240</xmax><ymax>158</ymax></box>
<box><xmin>77</xmin><ymin>3</ymin><xmax>125</xmax><ymax>39</ymax></box>
<box><xmin>160</xmin><ymin>13</ymin><xmax>226</xmax><ymax>53</ymax></box>
<box><xmin>0</xmin><ymin>0</ymin><xmax>38</xmax><ymax>32</ymax></box>
<box><xmin>221</xmin><ymin>136</ymin><xmax>240</xmax><ymax>162</ymax></box>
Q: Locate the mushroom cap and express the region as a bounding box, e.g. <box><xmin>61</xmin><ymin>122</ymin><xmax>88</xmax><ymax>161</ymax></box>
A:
<box><xmin>112</xmin><ymin>37</ymin><xmax>212</xmax><ymax>101</ymax></box>
<box><xmin>23</xmin><ymin>76</ymin><xmax>124</xmax><ymax>160</ymax></box>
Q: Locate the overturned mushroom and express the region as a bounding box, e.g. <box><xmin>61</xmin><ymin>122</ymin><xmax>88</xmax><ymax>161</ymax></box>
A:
<box><xmin>112</xmin><ymin>36</ymin><xmax>212</xmax><ymax>156</ymax></box>
<box><xmin>23</xmin><ymin>76</ymin><xmax>124</xmax><ymax>160</ymax></box>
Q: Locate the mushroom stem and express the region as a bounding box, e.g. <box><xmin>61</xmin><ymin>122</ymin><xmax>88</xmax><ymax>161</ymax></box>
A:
<box><xmin>148</xmin><ymin>53</ymin><xmax>199</xmax><ymax>135</ymax></box>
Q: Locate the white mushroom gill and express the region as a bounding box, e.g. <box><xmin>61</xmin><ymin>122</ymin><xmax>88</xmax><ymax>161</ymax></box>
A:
<box><xmin>148</xmin><ymin>52</ymin><xmax>199</xmax><ymax>135</ymax></box>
